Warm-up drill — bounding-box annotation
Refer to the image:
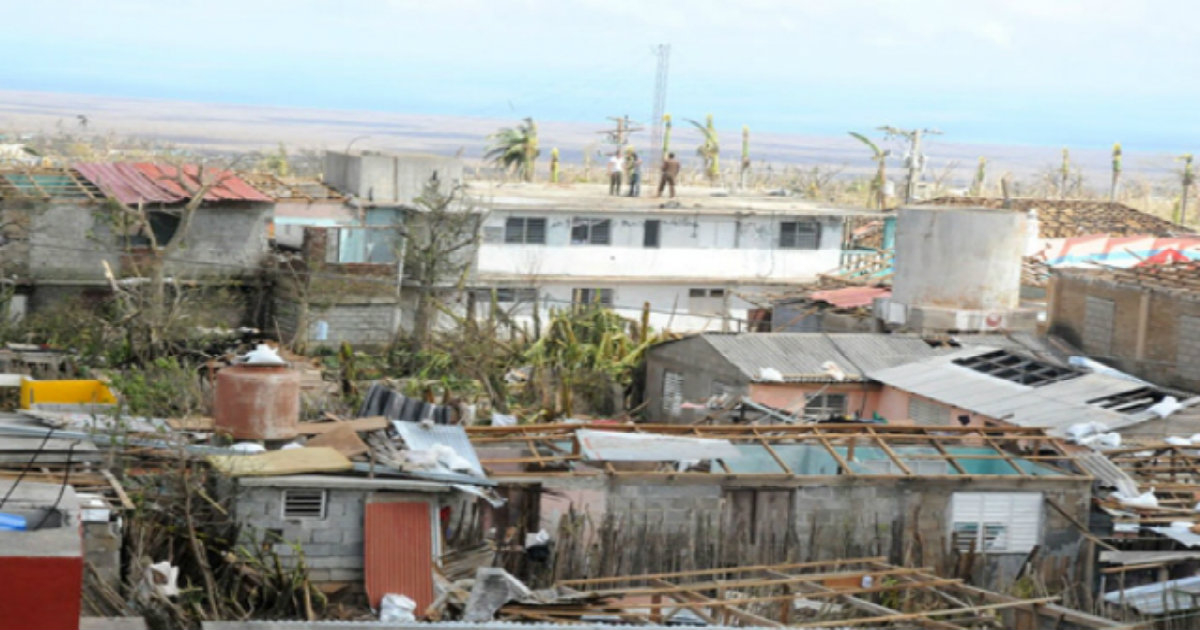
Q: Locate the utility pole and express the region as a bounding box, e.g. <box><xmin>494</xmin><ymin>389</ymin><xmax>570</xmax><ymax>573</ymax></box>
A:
<box><xmin>880</xmin><ymin>126</ymin><xmax>941</xmax><ymax>204</ymax></box>
<box><xmin>598</xmin><ymin>115</ymin><xmax>643</xmax><ymax>151</ymax></box>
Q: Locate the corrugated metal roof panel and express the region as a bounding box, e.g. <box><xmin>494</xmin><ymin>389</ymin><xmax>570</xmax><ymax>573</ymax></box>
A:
<box><xmin>392</xmin><ymin>421</ymin><xmax>485</xmax><ymax>477</ymax></box>
<box><xmin>867</xmin><ymin>350</ymin><xmax>1154</xmax><ymax>435</ymax></box>
<box><xmin>701</xmin><ymin>333</ymin><xmax>950</xmax><ymax>382</ymax></box>
<box><xmin>364</xmin><ymin>500</ymin><xmax>434</xmax><ymax>611</ymax></box>
<box><xmin>1103</xmin><ymin>575</ymin><xmax>1200</xmax><ymax>615</ymax></box>
<box><xmin>73</xmin><ymin>162</ymin><xmax>272</xmax><ymax>205</ymax></box>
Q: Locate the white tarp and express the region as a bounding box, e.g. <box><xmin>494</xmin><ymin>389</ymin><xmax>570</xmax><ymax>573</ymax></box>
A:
<box><xmin>575</xmin><ymin>429</ymin><xmax>741</xmax><ymax>462</ymax></box>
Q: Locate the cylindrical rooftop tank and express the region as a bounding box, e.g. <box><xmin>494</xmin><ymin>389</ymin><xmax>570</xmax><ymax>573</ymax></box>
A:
<box><xmin>214</xmin><ymin>364</ymin><xmax>300</xmax><ymax>440</ymax></box>
<box><xmin>891</xmin><ymin>206</ymin><xmax>1027</xmax><ymax>311</ymax></box>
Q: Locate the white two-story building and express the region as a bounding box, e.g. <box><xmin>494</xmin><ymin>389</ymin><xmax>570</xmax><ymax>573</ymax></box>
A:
<box><xmin>469</xmin><ymin>184</ymin><xmax>883</xmax><ymax>331</ymax></box>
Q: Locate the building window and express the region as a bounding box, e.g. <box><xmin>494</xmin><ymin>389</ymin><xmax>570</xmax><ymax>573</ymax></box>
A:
<box><xmin>571</xmin><ymin>218</ymin><xmax>612</xmax><ymax>245</ymax></box>
<box><xmin>663</xmin><ymin>371</ymin><xmax>684</xmax><ymax>416</ymax></box>
<box><xmin>688</xmin><ymin>288</ymin><xmax>728</xmax><ymax>316</ymax></box>
<box><xmin>779</xmin><ymin>220</ymin><xmax>819</xmax><ymax>249</ymax></box>
<box><xmin>908</xmin><ymin>396</ymin><xmax>949</xmax><ymax>426</ymax></box>
<box><xmin>950</xmin><ymin>492</ymin><xmax>1042</xmax><ymax>553</ymax></box>
<box><xmin>644</xmin><ymin>220</ymin><xmax>661</xmax><ymax>248</ymax></box>
<box><xmin>572</xmin><ymin>288</ymin><xmax>613</xmax><ymax>307</ymax></box>
<box><xmin>282</xmin><ymin>489</ymin><xmax>327</xmax><ymax>519</ymax></box>
<box><xmin>473</xmin><ymin>288</ymin><xmax>538</xmax><ymax>304</ymax></box>
<box><xmin>804</xmin><ymin>393</ymin><xmax>847</xmax><ymax>418</ymax></box>
<box><xmin>504</xmin><ymin>217</ymin><xmax>547</xmax><ymax>244</ymax></box>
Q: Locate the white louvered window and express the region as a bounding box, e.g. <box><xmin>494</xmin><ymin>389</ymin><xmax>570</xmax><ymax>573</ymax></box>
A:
<box><xmin>282</xmin><ymin>489</ymin><xmax>327</xmax><ymax>519</ymax></box>
<box><xmin>662</xmin><ymin>371</ymin><xmax>684</xmax><ymax>416</ymax></box>
<box><xmin>950</xmin><ymin>492</ymin><xmax>1041</xmax><ymax>553</ymax></box>
<box><xmin>908</xmin><ymin>396</ymin><xmax>950</xmax><ymax>426</ymax></box>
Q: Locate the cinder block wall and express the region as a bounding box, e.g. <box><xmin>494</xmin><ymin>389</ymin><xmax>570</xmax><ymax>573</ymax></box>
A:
<box><xmin>235</xmin><ymin>486</ymin><xmax>368</xmax><ymax>582</ymax></box>
<box><xmin>1049</xmin><ymin>273</ymin><xmax>1200</xmax><ymax>391</ymax></box>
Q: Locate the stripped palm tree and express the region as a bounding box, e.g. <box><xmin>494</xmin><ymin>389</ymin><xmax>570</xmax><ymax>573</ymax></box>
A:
<box><xmin>1110</xmin><ymin>143</ymin><xmax>1122</xmax><ymax>202</ymax></box>
<box><xmin>485</xmin><ymin>117</ymin><xmax>540</xmax><ymax>182</ymax></box>
<box><xmin>971</xmin><ymin>157</ymin><xmax>987</xmax><ymax>196</ymax></box>
<box><xmin>686</xmin><ymin>114</ymin><xmax>720</xmax><ymax>183</ymax></box>
<box><xmin>1180</xmin><ymin>153</ymin><xmax>1195</xmax><ymax>224</ymax></box>
<box><xmin>849</xmin><ymin>131</ymin><xmax>890</xmax><ymax>209</ymax></box>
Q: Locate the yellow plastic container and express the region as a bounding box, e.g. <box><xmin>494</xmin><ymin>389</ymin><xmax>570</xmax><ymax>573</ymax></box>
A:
<box><xmin>19</xmin><ymin>378</ymin><xmax>118</xmax><ymax>409</ymax></box>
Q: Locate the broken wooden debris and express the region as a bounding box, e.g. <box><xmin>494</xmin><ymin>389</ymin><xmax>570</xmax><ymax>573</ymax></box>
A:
<box><xmin>207</xmin><ymin>447</ymin><xmax>353</xmax><ymax>477</ymax></box>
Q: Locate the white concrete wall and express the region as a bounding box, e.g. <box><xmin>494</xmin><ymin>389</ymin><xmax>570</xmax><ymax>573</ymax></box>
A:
<box><xmin>473</xmin><ymin>282</ymin><xmax>777</xmax><ymax>332</ymax></box>
<box><xmin>478</xmin><ymin>211</ymin><xmax>845</xmax><ymax>281</ymax></box>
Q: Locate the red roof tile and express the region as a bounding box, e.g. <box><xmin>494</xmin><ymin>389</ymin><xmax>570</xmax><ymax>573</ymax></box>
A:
<box><xmin>73</xmin><ymin>162</ymin><xmax>272</xmax><ymax>206</ymax></box>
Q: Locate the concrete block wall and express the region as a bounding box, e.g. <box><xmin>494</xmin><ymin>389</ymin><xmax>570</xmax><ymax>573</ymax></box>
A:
<box><xmin>643</xmin><ymin>336</ymin><xmax>748</xmax><ymax>423</ymax></box>
<box><xmin>235</xmin><ymin>486</ymin><xmax>368</xmax><ymax>582</ymax></box>
<box><xmin>1049</xmin><ymin>272</ymin><xmax>1200</xmax><ymax>392</ymax></box>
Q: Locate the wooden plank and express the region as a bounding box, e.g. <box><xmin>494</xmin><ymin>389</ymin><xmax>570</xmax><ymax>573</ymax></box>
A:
<box><xmin>296</xmin><ymin>416</ymin><xmax>389</xmax><ymax>435</ymax></box>
<box><xmin>928</xmin><ymin>438</ymin><xmax>968</xmax><ymax>475</ymax></box>
<box><xmin>868</xmin><ymin>426</ymin><xmax>913</xmax><ymax>475</ymax></box>
<box><xmin>1046</xmin><ymin>497</ymin><xmax>1118</xmax><ymax>552</ymax></box>
<box><xmin>207</xmin><ymin>447</ymin><xmax>353</xmax><ymax>477</ymax></box>
<box><xmin>560</xmin><ymin>557</ymin><xmax>885</xmax><ymax>586</ymax></box>
<box><xmin>306</xmin><ymin>423</ymin><xmax>370</xmax><ymax>458</ymax></box>
<box><xmin>166</xmin><ymin>416</ymin><xmax>215</xmax><ymax>431</ymax></box>
<box><xmin>102</xmin><ymin>469</ymin><xmax>134</xmax><ymax>510</ymax></box>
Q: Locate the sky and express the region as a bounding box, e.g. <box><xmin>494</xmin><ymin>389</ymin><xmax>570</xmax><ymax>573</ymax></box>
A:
<box><xmin>4</xmin><ymin>0</ymin><xmax>1200</xmax><ymax>151</ymax></box>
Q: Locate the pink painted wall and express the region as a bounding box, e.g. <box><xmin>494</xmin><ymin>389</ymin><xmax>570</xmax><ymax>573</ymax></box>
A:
<box><xmin>748</xmin><ymin>382</ymin><xmax>880</xmax><ymax>419</ymax></box>
<box><xmin>747</xmin><ymin>382</ymin><xmax>992</xmax><ymax>428</ymax></box>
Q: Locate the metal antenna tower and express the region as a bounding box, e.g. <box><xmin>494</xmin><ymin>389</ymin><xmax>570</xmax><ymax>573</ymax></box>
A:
<box><xmin>649</xmin><ymin>44</ymin><xmax>671</xmax><ymax>160</ymax></box>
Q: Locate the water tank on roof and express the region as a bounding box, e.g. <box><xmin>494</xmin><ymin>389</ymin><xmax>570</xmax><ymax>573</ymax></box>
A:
<box><xmin>214</xmin><ymin>362</ymin><xmax>300</xmax><ymax>440</ymax></box>
<box><xmin>892</xmin><ymin>205</ymin><xmax>1026</xmax><ymax>312</ymax></box>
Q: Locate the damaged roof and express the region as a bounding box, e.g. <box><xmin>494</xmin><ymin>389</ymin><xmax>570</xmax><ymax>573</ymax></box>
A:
<box><xmin>868</xmin><ymin>347</ymin><xmax>1167</xmax><ymax>435</ymax></box>
<box><xmin>922</xmin><ymin>196</ymin><xmax>1191</xmax><ymax>238</ymax></box>
<box><xmin>74</xmin><ymin>162</ymin><xmax>272</xmax><ymax>205</ymax></box>
<box><xmin>1055</xmin><ymin>260</ymin><xmax>1200</xmax><ymax>298</ymax></box>
<box><xmin>679</xmin><ymin>332</ymin><xmax>1057</xmax><ymax>383</ymax></box>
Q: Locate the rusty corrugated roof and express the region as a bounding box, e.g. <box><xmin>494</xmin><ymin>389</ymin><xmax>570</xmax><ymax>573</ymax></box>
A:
<box><xmin>73</xmin><ymin>162</ymin><xmax>272</xmax><ymax>205</ymax></box>
<box><xmin>364</xmin><ymin>500</ymin><xmax>434</xmax><ymax>611</ymax></box>
<box><xmin>808</xmin><ymin>286</ymin><xmax>891</xmax><ymax>309</ymax></box>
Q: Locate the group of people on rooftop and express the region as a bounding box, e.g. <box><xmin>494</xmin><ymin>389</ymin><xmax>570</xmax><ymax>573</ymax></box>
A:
<box><xmin>608</xmin><ymin>149</ymin><xmax>681</xmax><ymax>198</ymax></box>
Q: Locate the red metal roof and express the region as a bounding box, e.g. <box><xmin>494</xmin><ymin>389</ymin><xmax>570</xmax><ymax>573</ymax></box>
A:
<box><xmin>73</xmin><ymin>162</ymin><xmax>272</xmax><ymax>206</ymax></box>
<box><xmin>364</xmin><ymin>500</ymin><xmax>434</xmax><ymax>611</ymax></box>
<box><xmin>809</xmin><ymin>286</ymin><xmax>891</xmax><ymax>309</ymax></box>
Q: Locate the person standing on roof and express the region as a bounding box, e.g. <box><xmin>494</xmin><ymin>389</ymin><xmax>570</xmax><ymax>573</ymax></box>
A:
<box><xmin>657</xmin><ymin>152</ymin><xmax>681</xmax><ymax>198</ymax></box>
<box><xmin>607</xmin><ymin>151</ymin><xmax>623</xmax><ymax>195</ymax></box>
<box><xmin>626</xmin><ymin>150</ymin><xmax>642</xmax><ymax>197</ymax></box>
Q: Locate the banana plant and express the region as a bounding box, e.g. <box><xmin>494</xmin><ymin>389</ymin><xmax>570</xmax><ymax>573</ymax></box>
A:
<box><xmin>484</xmin><ymin>117</ymin><xmax>540</xmax><ymax>182</ymax></box>
<box><xmin>686</xmin><ymin>114</ymin><xmax>720</xmax><ymax>183</ymax></box>
<box><xmin>849</xmin><ymin>131</ymin><xmax>890</xmax><ymax>209</ymax></box>
<box><xmin>662</xmin><ymin>114</ymin><xmax>672</xmax><ymax>160</ymax></box>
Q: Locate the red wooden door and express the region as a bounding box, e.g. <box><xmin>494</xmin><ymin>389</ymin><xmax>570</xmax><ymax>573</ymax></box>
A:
<box><xmin>364</xmin><ymin>500</ymin><xmax>434</xmax><ymax>611</ymax></box>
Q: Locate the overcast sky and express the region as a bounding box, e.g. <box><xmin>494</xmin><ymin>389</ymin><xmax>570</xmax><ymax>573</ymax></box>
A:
<box><xmin>4</xmin><ymin>0</ymin><xmax>1199</xmax><ymax>150</ymax></box>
